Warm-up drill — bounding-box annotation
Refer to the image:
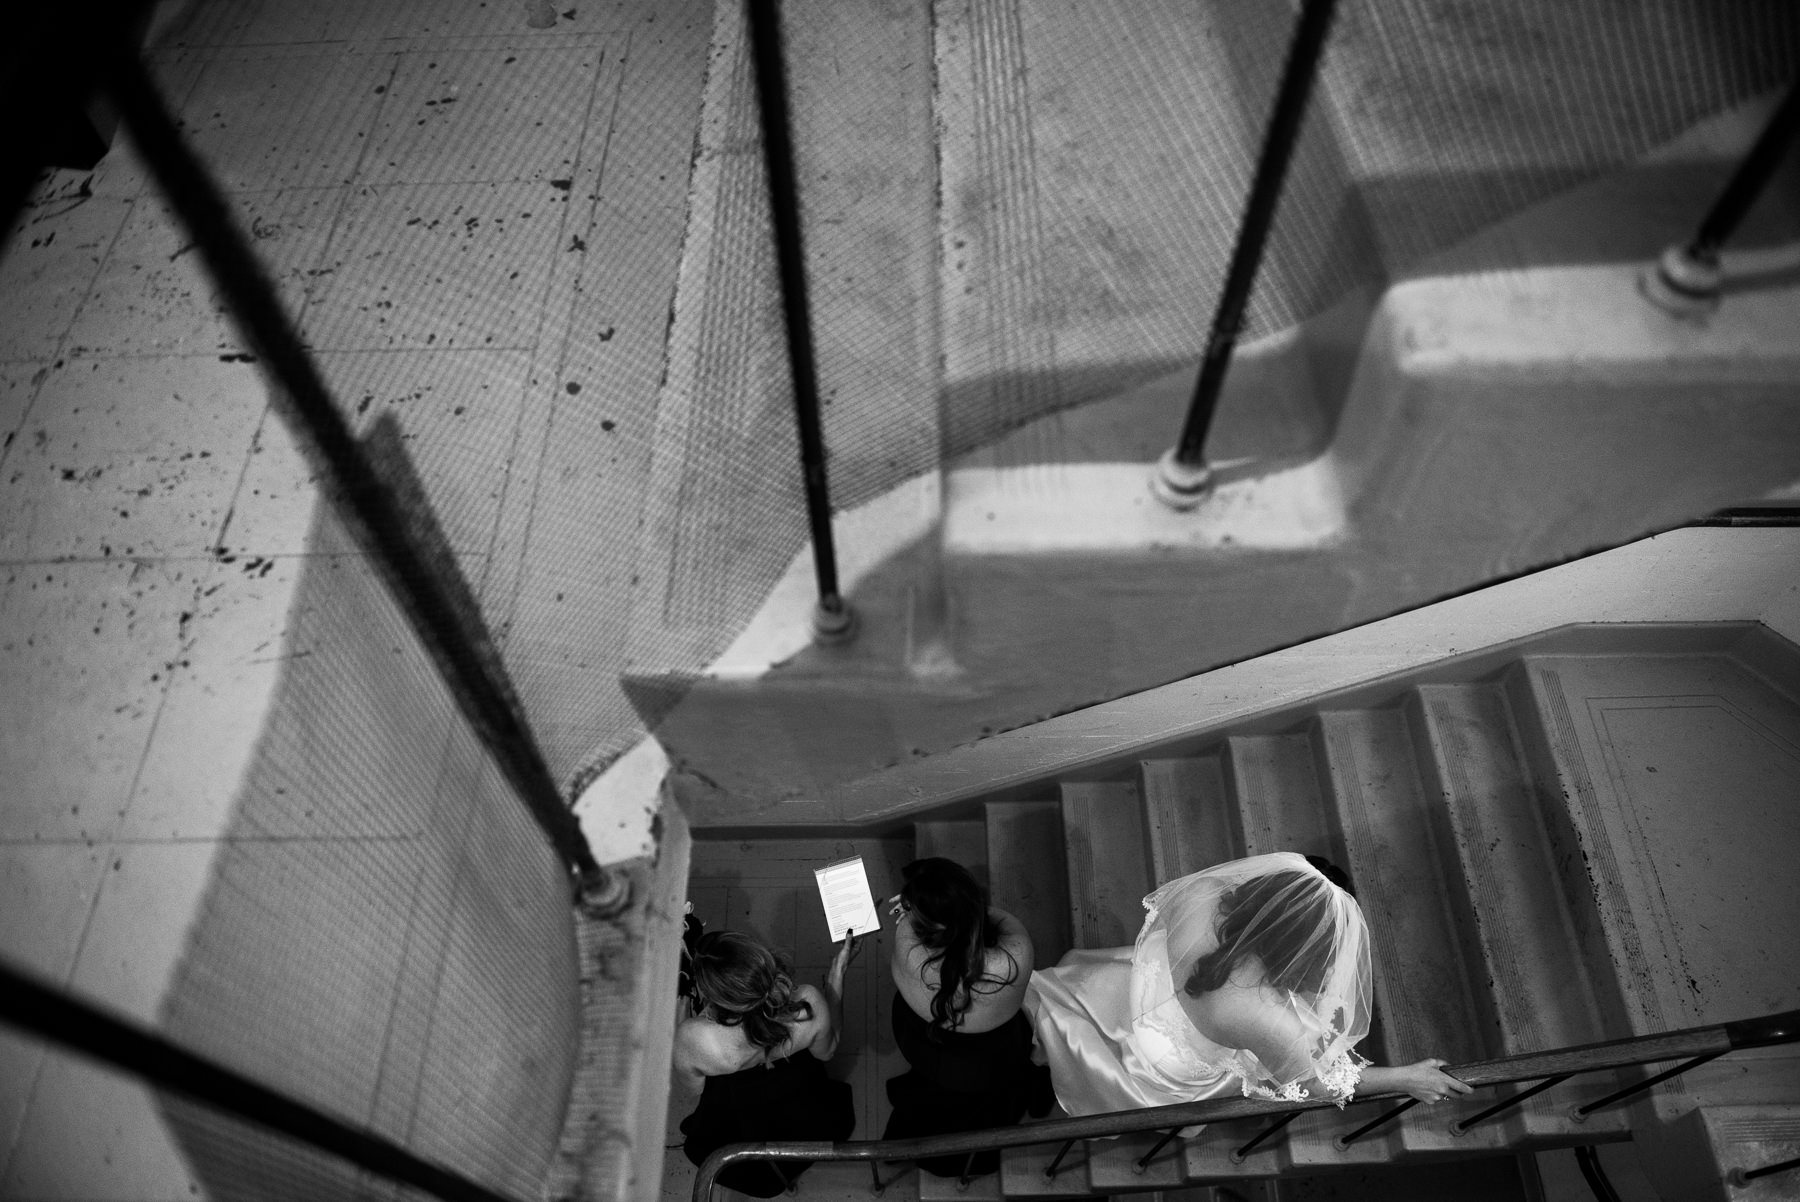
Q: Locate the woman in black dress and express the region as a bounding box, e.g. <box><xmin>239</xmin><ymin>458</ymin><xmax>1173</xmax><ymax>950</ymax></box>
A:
<box><xmin>674</xmin><ymin>929</ymin><xmax>859</xmax><ymax>1197</ymax></box>
<box><xmin>884</xmin><ymin>858</ymin><xmax>1051</xmax><ymax>1177</ymax></box>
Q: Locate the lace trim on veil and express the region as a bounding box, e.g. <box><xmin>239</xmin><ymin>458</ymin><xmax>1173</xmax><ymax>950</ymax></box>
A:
<box><xmin>1238</xmin><ymin>1049</ymin><xmax>1368</xmax><ymax>1106</ymax></box>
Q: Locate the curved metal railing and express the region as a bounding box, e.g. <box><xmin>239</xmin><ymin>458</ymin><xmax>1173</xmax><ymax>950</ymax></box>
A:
<box><xmin>694</xmin><ymin>1008</ymin><xmax>1799</xmax><ymax>1200</ymax></box>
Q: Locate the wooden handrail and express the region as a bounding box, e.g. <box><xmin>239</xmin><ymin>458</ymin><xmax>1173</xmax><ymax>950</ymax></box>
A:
<box><xmin>692</xmin><ymin>1009</ymin><xmax>1799</xmax><ymax>1200</ymax></box>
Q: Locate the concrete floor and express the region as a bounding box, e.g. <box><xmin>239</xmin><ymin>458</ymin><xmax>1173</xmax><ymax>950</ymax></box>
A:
<box><xmin>1</xmin><ymin>1</ymin><xmax>712</xmax><ymax>1195</ymax></box>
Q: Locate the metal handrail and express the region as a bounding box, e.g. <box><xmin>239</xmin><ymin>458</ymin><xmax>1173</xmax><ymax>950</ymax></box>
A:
<box><xmin>692</xmin><ymin>1008</ymin><xmax>1799</xmax><ymax>1200</ymax></box>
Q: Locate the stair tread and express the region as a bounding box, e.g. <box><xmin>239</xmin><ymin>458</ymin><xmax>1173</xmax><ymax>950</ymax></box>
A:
<box><xmin>1060</xmin><ymin>780</ymin><xmax>1154</xmax><ymax>950</ymax></box>
<box><xmin>1225</xmin><ymin>733</ymin><xmax>1335</xmax><ymax>860</ymax></box>
<box><xmin>1317</xmin><ymin>708</ymin><xmax>1490</xmax><ymax>1067</ymax></box>
<box><xmin>986</xmin><ymin>800</ymin><xmax>1073</xmax><ymax>970</ymax></box>
<box><xmin>1083</xmin><ymin>1131</ymin><xmax>1189</xmax><ymax>1190</ymax></box>
<box><xmin>1179</xmin><ymin>1115</ymin><xmax>1281</xmax><ymax>1179</ymax></box>
<box><xmin>917</xmin><ymin>1163</ymin><xmax>1004</xmax><ymax>1200</ymax></box>
<box><xmin>1412</xmin><ymin>681</ymin><xmax>1613</xmax><ymax>1054</ymax></box>
<box><xmin>915</xmin><ymin>818</ymin><xmax>990</xmax><ymax>891</ymax></box>
<box><xmin>1140</xmin><ymin>755</ymin><xmax>1241</xmax><ymax>882</ymax></box>
<box><xmin>999</xmin><ymin>1138</ymin><xmax>1097</xmax><ymax>1196</ymax></box>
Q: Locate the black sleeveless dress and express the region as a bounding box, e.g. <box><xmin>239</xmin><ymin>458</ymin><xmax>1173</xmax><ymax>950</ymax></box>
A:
<box><xmin>883</xmin><ymin>996</ymin><xmax>1053</xmax><ymax>1177</ymax></box>
<box><xmin>680</xmin><ymin>1051</ymin><xmax>855</xmax><ymax>1197</ymax></box>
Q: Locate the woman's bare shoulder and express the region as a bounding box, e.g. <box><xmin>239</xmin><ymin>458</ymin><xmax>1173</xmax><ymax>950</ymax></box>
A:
<box><xmin>989</xmin><ymin>908</ymin><xmax>1034</xmax><ymax>967</ymax></box>
<box><xmin>674</xmin><ymin>1017</ymin><xmax>750</xmax><ymax>1077</ymax></box>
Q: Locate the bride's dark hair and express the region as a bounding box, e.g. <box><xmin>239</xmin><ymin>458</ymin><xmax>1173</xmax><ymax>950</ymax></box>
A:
<box><xmin>1182</xmin><ymin>867</ymin><xmax>1343</xmax><ymax>999</ymax></box>
<box><xmin>899</xmin><ymin>858</ymin><xmax>1016</xmax><ymax>1032</ymax></box>
<box><xmin>687</xmin><ymin>930</ymin><xmax>812</xmax><ymax>1052</ymax></box>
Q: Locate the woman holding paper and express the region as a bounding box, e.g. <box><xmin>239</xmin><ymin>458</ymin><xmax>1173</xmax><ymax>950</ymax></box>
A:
<box><xmin>673</xmin><ymin>929</ymin><xmax>860</xmax><ymax>1197</ymax></box>
<box><xmin>883</xmin><ymin>858</ymin><xmax>1052</xmax><ymax>1177</ymax></box>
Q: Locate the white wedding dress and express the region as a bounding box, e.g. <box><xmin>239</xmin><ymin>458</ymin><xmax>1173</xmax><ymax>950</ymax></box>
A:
<box><xmin>1023</xmin><ymin>853</ymin><xmax>1371</xmax><ymax>1119</ymax></box>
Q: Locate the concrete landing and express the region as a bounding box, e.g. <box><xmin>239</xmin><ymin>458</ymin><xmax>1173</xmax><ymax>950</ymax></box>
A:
<box><xmin>1519</xmin><ymin>649</ymin><xmax>1800</xmax><ymax>1035</ymax></box>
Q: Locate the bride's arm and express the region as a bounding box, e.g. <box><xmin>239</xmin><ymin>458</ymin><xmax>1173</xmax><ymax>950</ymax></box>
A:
<box><xmin>1193</xmin><ymin>993</ymin><xmax>1467</xmax><ymax>1104</ymax></box>
<box><xmin>1350</xmin><ymin>1059</ymin><xmax>1472</xmax><ymax>1104</ymax></box>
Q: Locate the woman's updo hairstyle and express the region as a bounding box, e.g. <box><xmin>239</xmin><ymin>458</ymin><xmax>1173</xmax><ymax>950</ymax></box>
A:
<box><xmin>686</xmin><ymin>930</ymin><xmax>811</xmax><ymax>1052</ymax></box>
<box><xmin>1182</xmin><ymin>866</ymin><xmax>1345</xmax><ymax>999</ymax></box>
<box><xmin>899</xmin><ymin>857</ymin><xmax>1013</xmax><ymax>1032</ymax></box>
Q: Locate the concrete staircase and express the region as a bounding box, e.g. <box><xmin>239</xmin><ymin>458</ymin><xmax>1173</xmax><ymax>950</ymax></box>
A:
<box><xmin>896</xmin><ymin>626</ymin><xmax>1800</xmax><ymax>1200</ymax></box>
<box><xmin>625</xmin><ymin>0</ymin><xmax>1800</xmax><ymax>809</ymax></box>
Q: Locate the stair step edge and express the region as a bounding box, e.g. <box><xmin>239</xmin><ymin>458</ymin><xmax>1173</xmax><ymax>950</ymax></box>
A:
<box><xmin>1315</xmin><ymin>707</ymin><xmax>1490</xmax><ymax>1066</ymax></box>
<box><xmin>1060</xmin><ymin>779</ymin><xmax>1154</xmax><ymax>950</ymax></box>
<box><xmin>1139</xmin><ymin>755</ymin><xmax>1243</xmax><ymax>881</ymax></box>
<box><xmin>1409</xmin><ymin>681</ymin><xmax>1618</xmax><ymax>1053</ymax></box>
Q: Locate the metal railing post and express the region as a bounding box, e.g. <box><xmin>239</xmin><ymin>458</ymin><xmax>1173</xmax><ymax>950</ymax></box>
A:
<box><xmin>1153</xmin><ymin>0</ymin><xmax>1340</xmax><ymax>510</ymax></box>
<box><xmin>744</xmin><ymin>0</ymin><xmax>855</xmax><ymax>643</ymax></box>
<box><xmin>1642</xmin><ymin>77</ymin><xmax>1800</xmax><ymax>314</ymax></box>
<box><xmin>1230</xmin><ymin>1109</ymin><xmax>1300</xmax><ymax>1162</ymax></box>
<box><xmin>100</xmin><ymin>47</ymin><xmax>625</xmax><ymax>914</ymax></box>
<box><xmin>1733</xmin><ymin>1154</ymin><xmax>1800</xmax><ymax>1186</ymax></box>
<box><xmin>0</xmin><ymin>960</ymin><xmax>524</xmax><ymax>1202</ymax></box>
<box><xmin>1568</xmin><ymin>1051</ymin><xmax>1724</xmax><ymax>1121</ymax></box>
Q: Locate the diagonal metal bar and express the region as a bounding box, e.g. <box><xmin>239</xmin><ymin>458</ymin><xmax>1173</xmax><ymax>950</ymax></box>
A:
<box><xmin>1043</xmin><ymin>1138</ymin><xmax>1079</xmax><ymax>1180</ymax></box>
<box><xmin>743</xmin><ymin>0</ymin><xmax>850</xmax><ymax>635</ymax></box>
<box><xmin>1571</xmin><ymin>1052</ymin><xmax>1723</xmax><ymax>1118</ymax></box>
<box><xmin>1335</xmin><ymin>1097</ymin><xmax>1418</xmax><ymax>1148</ymax></box>
<box><xmin>956</xmin><ymin>1150</ymin><xmax>980</xmax><ymax>1189</ymax></box>
<box><xmin>0</xmin><ymin>958</ymin><xmax>522</xmax><ymax>1202</ymax></box>
<box><xmin>100</xmin><ymin>46</ymin><xmax>619</xmax><ymax>909</ymax></box>
<box><xmin>869</xmin><ymin>1158</ymin><xmax>905</xmax><ymax>1195</ymax></box>
<box><xmin>1134</xmin><ymin>1127</ymin><xmax>1182</xmax><ymax>1172</ymax></box>
<box><xmin>1689</xmin><ymin>78</ymin><xmax>1800</xmax><ymax>260</ymax></box>
<box><xmin>1450</xmin><ymin>1074</ymin><xmax>1572</xmax><ymax>1134</ymax></box>
<box><xmin>1738</xmin><ymin>1154</ymin><xmax>1800</xmax><ymax>1184</ymax></box>
<box><xmin>1158</xmin><ymin>0</ymin><xmax>1340</xmax><ymax>505</ymax></box>
<box><xmin>1231</xmin><ymin>1109</ymin><xmax>1299</xmax><ymax>1162</ymax></box>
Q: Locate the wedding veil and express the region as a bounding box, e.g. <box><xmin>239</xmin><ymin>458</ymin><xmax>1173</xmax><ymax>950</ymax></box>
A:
<box><xmin>1129</xmin><ymin>852</ymin><xmax>1373</xmax><ymax>1101</ymax></box>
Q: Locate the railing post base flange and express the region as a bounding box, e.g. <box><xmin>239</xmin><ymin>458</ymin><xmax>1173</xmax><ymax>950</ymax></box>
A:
<box><xmin>812</xmin><ymin>598</ymin><xmax>857</xmax><ymax>645</ymax></box>
<box><xmin>576</xmin><ymin>864</ymin><xmax>631</xmax><ymax>918</ymax></box>
<box><xmin>1639</xmin><ymin>245</ymin><xmax>1722</xmax><ymax>317</ymax></box>
<box><xmin>1152</xmin><ymin>449</ymin><xmax>1215</xmax><ymax>511</ymax></box>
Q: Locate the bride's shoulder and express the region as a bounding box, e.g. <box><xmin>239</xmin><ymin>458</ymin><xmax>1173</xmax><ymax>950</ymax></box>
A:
<box><xmin>1182</xmin><ymin>975</ymin><xmax>1303</xmax><ymax>1049</ymax></box>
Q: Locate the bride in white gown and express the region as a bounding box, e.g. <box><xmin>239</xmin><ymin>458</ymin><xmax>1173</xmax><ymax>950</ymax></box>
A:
<box><xmin>1024</xmin><ymin>853</ymin><xmax>1472</xmax><ymax>1119</ymax></box>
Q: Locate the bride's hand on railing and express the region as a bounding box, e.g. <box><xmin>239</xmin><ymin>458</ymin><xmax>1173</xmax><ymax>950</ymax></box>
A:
<box><xmin>1394</xmin><ymin>1058</ymin><xmax>1473</xmax><ymax>1104</ymax></box>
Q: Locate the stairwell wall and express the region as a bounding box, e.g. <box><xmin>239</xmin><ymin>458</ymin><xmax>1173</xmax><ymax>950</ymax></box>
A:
<box><xmin>805</xmin><ymin>526</ymin><xmax>1800</xmax><ymax>825</ymax></box>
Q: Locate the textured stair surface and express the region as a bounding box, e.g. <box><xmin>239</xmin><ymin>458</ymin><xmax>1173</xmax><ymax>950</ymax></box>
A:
<box><xmin>986</xmin><ymin>800</ymin><xmax>1074</xmax><ymax>970</ymax></box>
<box><xmin>1061</xmin><ymin>780</ymin><xmax>1155</xmax><ymax>950</ymax></box>
<box><xmin>1317</xmin><ymin>708</ymin><xmax>1490</xmax><ymax>1066</ymax></box>
<box><xmin>918</xmin><ymin>1162</ymin><xmax>1004</xmax><ymax>1201</ymax></box>
<box><xmin>1085</xmin><ymin>1131</ymin><xmax>1190</xmax><ymax>1192</ymax></box>
<box><xmin>1140</xmin><ymin>755</ymin><xmax>1242</xmax><ymax>881</ymax></box>
<box><xmin>916</xmin><ymin>817</ymin><xmax>990</xmax><ymax>889</ymax></box>
<box><xmin>1409</xmin><ymin>681</ymin><xmax>1635</xmax><ymax>1144</ymax></box>
<box><xmin>1226</xmin><ymin>733</ymin><xmax>1336</xmax><ymax>861</ymax></box>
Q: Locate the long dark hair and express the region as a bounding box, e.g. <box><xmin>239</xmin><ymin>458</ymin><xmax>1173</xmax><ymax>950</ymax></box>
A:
<box><xmin>1182</xmin><ymin>867</ymin><xmax>1343</xmax><ymax>999</ymax></box>
<box><xmin>686</xmin><ymin>930</ymin><xmax>812</xmax><ymax>1053</ymax></box>
<box><xmin>899</xmin><ymin>858</ymin><xmax>1017</xmax><ymax>1032</ymax></box>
